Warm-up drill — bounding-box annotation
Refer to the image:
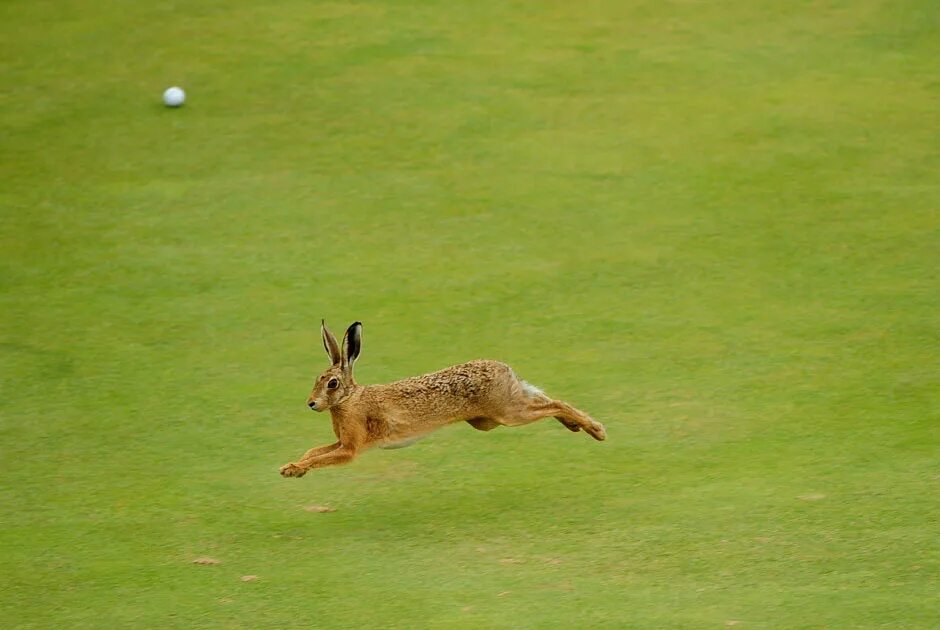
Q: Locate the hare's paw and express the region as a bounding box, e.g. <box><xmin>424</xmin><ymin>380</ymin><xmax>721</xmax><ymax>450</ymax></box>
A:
<box><xmin>279</xmin><ymin>462</ymin><xmax>307</xmax><ymax>478</ymax></box>
<box><xmin>585</xmin><ymin>420</ymin><xmax>607</xmax><ymax>441</ymax></box>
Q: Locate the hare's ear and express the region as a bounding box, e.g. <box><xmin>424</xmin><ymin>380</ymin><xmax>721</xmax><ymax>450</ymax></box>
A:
<box><xmin>321</xmin><ymin>320</ymin><xmax>342</xmax><ymax>365</ymax></box>
<box><xmin>341</xmin><ymin>321</ymin><xmax>362</xmax><ymax>372</ymax></box>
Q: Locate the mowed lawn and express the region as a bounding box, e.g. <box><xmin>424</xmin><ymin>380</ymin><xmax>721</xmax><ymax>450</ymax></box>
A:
<box><xmin>1</xmin><ymin>1</ymin><xmax>937</xmax><ymax>627</ymax></box>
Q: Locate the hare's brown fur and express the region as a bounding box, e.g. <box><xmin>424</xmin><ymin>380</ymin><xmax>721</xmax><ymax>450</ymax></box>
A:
<box><xmin>279</xmin><ymin>322</ymin><xmax>605</xmax><ymax>478</ymax></box>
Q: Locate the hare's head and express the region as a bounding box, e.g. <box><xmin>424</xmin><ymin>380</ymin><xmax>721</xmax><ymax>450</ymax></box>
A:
<box><xmin>307</xmin><ymin>320</ymin><xmax>362</xmax><ymax>412</ymax></box>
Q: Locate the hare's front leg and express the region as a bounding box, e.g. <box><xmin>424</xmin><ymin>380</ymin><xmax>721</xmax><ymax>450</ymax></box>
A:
<box><xmin>279</xmin><ymin>441</ymin><xmax>340</xmax><ymax>477</ymax></box>
<box><xmin>280</xmin><ymin>443</ymin><xmax>358</xmax><ymax>477</ymax></box>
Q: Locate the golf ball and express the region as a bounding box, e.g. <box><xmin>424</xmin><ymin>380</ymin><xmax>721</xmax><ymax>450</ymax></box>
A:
<box><xmin>163</xmin><ymin>86</ymin><xmax>185</xmax><ymax>107</ymax></box>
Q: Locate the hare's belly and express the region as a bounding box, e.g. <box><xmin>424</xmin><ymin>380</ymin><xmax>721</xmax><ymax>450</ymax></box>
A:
<box><xmin>379</xmin><ymin>435</ymin><xmax>426</xmax><ymax>450</ymax></box>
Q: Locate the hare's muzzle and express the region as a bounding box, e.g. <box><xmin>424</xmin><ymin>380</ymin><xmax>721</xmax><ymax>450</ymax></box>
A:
<box><xmin>307</xmin><ymin>400</ymin><xmax>318</xmax><ymax>410</ymax></box>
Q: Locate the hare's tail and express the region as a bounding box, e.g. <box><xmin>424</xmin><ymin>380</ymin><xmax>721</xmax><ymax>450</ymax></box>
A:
<box><xmin>519</xmin><ymin>379</ymin><xmax>546</xmax><ymax>398</ymax></box>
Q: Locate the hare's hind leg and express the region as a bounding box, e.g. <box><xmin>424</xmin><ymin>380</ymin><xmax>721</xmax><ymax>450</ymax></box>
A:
<box><xmin>547</xmin><ymin>399</ymin><xmax>606</xmax><ymax>441</ymax></box>
<box><xmin>502</xmin><ymin>397</ymin><xmax>606</xmax><ymax>441</ymax></box>
<box><xmin>467</xmin><ymin>417</ymin><xmax>501</xmax><ymax>431</ymax></box>
<box><xmin>514</xmin><ymin>379</ymin><xmax>580</xmax><ymax>433</ymax></box>
<box><xmin>555</xmin><ymin>416</ymin><xmax>582</xmax><ymax>432</ymax></box>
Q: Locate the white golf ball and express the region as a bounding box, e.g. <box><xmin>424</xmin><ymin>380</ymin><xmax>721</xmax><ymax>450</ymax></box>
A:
<box><xmin>163</xmin><ymin>86</ymin><xmax>185</xmax><ymax>107</ymax></box>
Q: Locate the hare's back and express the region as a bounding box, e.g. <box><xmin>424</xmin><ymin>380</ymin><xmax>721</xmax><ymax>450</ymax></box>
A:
<box><xmin>384</xmin><ymin>359</ymin><xmax>516</xmax><ymax>403</ymax></box>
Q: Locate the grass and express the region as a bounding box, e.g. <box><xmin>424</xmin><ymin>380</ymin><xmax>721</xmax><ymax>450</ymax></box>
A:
<box><xmin>1</xmin><ymin>0</ymin><xmax>938</xmax><ymax>627</ymax></box>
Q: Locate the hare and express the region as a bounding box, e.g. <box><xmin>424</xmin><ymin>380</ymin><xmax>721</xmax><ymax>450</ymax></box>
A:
<box><xmin>279</xmin><ymin>321</ymin><xmax>606</xmax><ymax>478</ymax></box>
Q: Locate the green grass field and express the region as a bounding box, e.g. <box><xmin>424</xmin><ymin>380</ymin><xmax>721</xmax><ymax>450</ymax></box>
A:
<box><xmin>2</xmin><ymin>1</ymin><xmax>938</xmax><ymax>627</ymax></box>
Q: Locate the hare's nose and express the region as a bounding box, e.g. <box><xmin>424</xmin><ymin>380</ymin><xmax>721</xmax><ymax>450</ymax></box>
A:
<box><xmin>308</xmin><ymin>400</ymin><xmax>317</xmax><ymax>410</ymax></box>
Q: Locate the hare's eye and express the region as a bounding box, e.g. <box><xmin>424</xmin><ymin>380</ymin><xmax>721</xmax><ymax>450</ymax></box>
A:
<box><xmin>327</xmin><ymin>378</ymin><xmax>339</xmax><ymax>389</ymax></box>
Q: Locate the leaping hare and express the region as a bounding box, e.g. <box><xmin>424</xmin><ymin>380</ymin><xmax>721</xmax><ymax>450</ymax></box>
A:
<box><xmin>279</xmin><ymin>321</ymin><xmax>606</xmax><ymax>478</ymax></box>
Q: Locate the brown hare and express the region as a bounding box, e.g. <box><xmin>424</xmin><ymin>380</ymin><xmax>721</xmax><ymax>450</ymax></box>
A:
<box><xmin>279</xmin><ymin>321</ymin><xmax>606</xmax><ymax>478</ymax></box>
